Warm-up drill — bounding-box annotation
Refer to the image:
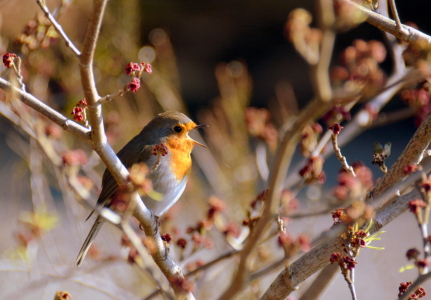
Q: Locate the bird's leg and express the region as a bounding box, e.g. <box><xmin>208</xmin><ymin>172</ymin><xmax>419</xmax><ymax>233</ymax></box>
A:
<box><xmin>154</xmin><ymin>244</ymin><xmax>170</xmax><ymax>261</ymax></box>
<box><xmin>162</xmin><ymin>246</ymin><xmax>170</xmax><ymax>261</ymax></box>
<box><xmin>153</xmin><ymin>212</ymin><xmax>160</xmax><ymax>233</ymax></box>
<box><xmin>138</xmin><ymin>211</ymin><xmax>160</xmax><ymax>232</ymax></box>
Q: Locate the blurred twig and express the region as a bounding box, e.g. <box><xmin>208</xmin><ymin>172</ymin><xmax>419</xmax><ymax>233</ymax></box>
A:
<box><xmin>36</xmin><ymin>0</ymin><xmax>81</xmax><ymax>56</ymax></box>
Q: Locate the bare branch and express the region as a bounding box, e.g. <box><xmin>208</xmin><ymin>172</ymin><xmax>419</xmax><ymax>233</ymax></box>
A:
<box><xmin>339</xmin><ymin>0</ymin><xmax>431</xmax><ymax>49</ymax></box>
<box><xmin>36</xmin><ymin>0</ymin><xmax>81</xmax><ymax>57</ymax></box>
<box><xmin>218</xmin><ymin>99</ymin><xmax>333</xmax><ymax>300</ymax></box>
<box><xmin>388</xmin><ymin>0</ymin><xmax>408</xmax><ymax>35</ymax></box>
<box><xmin>329</xmin><ymin>126</ymin><xmax>356</xmax><ymax>176</ymax></box>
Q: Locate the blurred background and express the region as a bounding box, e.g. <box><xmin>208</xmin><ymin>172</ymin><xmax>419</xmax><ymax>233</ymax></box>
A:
<box><xmin>1</xmin><ymin>0</ymin><xmax>431</xmax><ymax>299</ymax></box>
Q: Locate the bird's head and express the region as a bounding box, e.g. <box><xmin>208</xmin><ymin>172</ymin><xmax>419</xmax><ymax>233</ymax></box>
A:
<box><xmin>144</xmin><ymin>111</ymin><xmax>207</xmax><ymax>148</ymax></box>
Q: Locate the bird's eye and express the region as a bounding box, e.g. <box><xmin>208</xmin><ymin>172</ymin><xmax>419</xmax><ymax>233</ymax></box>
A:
<box><xmin>173</xmin><ymin>126</ymin><xmax>182</xmax><ymax>133</ymax></box>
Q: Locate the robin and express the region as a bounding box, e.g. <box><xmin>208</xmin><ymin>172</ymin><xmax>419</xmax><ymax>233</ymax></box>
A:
<box><xmin>76</xmin><ymin>111</ymin><xmax>207</xmax><ymax>266</ymax></box>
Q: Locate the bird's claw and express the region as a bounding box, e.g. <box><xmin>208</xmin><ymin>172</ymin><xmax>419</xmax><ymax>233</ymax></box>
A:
<box><xmin>153</xmin><ymin>214</ymin><xmax>160</xmax><ymax>233</ymax></box>
<box><xmin>163</xmin><ymin>246</ymin><xmax>170</xmax><ymax>261</ymax></box>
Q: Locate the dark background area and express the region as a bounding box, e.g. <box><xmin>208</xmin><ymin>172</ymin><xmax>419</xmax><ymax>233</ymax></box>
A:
<box><xmin>138</xmin><ymin>0</ymin><xmax>431</xmax><ymax>112</ymax></box>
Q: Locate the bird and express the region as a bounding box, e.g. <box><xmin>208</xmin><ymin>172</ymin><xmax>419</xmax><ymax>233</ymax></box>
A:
<box><xmin>76</xmin><ymin>111</ymin><xmax>207</xmax><ymax>266</ymax></box>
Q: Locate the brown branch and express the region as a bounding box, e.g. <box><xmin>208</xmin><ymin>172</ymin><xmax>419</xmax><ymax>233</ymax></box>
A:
<box><xmin>369</xmin><ymin>107</ymin><xmax>414</xmax><ymax>129</ymax></box>
<box><xmin>331</xmin><ymin>131</ymin><xmax>356</xmax><ymax>176</ymax></box>
<box><xmin>78</xmin><ymin>0</ymin><xmax>134</xmax><ymax>189</ymax></box>
<box><xmin>0</xmin><ymin>0</ymin><xmax>195</xmax><ymax>298</ymax></box>
<box><xmin>339</xmin><ymin>0</ymin><xmax>431</xmax><ymax>49</ymax></box>
<box><xmin>186</xmin><ymin>250</ymin><xmax>239</xmax><ymax>277</ymax></box>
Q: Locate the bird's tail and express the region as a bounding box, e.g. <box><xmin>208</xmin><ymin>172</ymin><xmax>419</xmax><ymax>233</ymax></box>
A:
<box><xmin>76</xmin><ymin>216</ymin><xmax>105</xmax><ymax>266</ymax></box>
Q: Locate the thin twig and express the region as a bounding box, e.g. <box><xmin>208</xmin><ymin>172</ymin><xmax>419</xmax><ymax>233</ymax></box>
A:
<box><xmin>36</xmin><ymin>0</ymin><xmax>81</xmax><ymax>56</ymax></box>
<box><xmin>347</xmin><ymin>278</ymin><xmax>357</xmax><ymax>300</ymax></box>
<box><xmin>10</xmin><ymin>57</ymin><xmax>26</xmax><ymax>91</ymax></box>
<box><xmin>142</xmin><ymin>289</ymin><xmax>162</xmax><ymax>300</ymax></box>
<box><xmin>186</xmin><ymin>250</ymin><xmax>239</xmax><ymax>277</ymax></box>
<box><xmin>330</xmin><ymin>130</ymin><xmax>356</xmax><ymax>176</ymax></box>
<box><xmin>369</xmin><ymin>107</ymin><xmax>414</xmax><ymax>129</ymax></box>
<box><xmin>97</xmin><ymin>88</ymin><xmax>127</xmax><ymax>104</ymax></box>
<box><xmin>388</xmin><ymin>0</ymin><xmax>409</xmax><ymax>36</ymax></box>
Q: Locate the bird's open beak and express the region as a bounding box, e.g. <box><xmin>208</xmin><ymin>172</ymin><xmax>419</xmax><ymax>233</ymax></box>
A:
<box><xmin>192</xmin><ymin>139</ymin><xmax>207</xmax><ymax>148</ymax></box>
<box><xmin>195</xmin><ymin>124</ymin><xmax>209</xmax><ymax>129</ymax></box>
<box><xmin>191</xmin><ymin>124</ymin><xmax>208</xmax><ymax>147</ymax></box>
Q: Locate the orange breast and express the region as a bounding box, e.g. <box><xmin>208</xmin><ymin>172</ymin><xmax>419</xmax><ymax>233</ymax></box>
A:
<box><xmin>165</xmin><ymin>136</ymin><xmax>194</xmax><ymax>181</ymax></box>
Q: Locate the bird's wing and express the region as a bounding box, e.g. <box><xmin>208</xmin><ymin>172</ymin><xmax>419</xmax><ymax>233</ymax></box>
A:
<box><xmin>86</xmin><ymin>143</ymin><xmax>155</xmax><ymax>220</ymax></box>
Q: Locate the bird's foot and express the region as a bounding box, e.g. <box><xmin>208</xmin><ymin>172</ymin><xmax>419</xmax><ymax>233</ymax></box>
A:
<box><xmin>153</xmin><ymin>214</ymin><xmax>160</xmax><ymax>233</ymax></box>
<box><xmin>162</xmin><ymin>245</ymin><xmax>170</xmax><ymax>261</ymax></box>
